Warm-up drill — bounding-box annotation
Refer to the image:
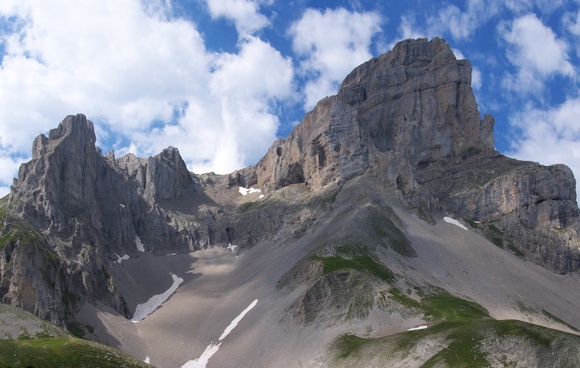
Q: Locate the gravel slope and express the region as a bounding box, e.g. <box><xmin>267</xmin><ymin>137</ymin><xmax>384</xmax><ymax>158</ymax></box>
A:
<box><xmin>76</xmin><ymin>202</ymin><xmax>580</xmax><ymax>368</ymax></box>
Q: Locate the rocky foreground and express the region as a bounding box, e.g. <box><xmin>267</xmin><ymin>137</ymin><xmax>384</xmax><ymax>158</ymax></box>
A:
<box><xmin>2</xmin><ymin>38</ymin><xmax>580</xmax><ymax>367</ymax></box>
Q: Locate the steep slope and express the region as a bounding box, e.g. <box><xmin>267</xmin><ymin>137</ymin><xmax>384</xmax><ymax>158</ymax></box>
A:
<box><xmin>0</xmin><ymin>303</ymin><xmax>150</xmax><ymax>368</ymax></box>
<box><xmin>76</xmin><ymin>176</ymin><xmax>580</xmax><ymax>367</ymax></box>
<box><xmin>1</xmin><ymin>37</ymin><xmax>580</xmax><ymax>367</ymax></box>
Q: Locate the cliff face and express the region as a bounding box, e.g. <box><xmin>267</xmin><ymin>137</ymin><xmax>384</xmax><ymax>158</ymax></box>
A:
<box><xmin>255</xmin><ymin>38</ymin><xmax>494</xmax><ymax>191</ymax></box>
<box><xmin>254</xmin><ymin>37</ymin><xmax>579</xmax><ymax>273</ymax></box>
<box><xmin>2</xmin><ymin>115</ymin><xmax>226</xmax><ymax>324</ymax></box>
<box><xmin>1</xmin><ymin>38</ymin><xmax>580</xmax><ymax>328</ymax></box>
<box><xmin>417</xmin><ymin>154</ymin><xmax>580</xmax><ymax>272</ymax></box>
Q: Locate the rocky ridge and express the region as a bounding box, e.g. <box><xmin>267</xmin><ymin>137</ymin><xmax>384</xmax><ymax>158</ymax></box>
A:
<box><xmin>254</xmin><ymin>37</ymin><xmax>580</xmax><ymax>272</ymax></box>
<box><xmin>0</xmin><ymin>36</ymin><xmax>579</xmax><ymax>341</ymax></box>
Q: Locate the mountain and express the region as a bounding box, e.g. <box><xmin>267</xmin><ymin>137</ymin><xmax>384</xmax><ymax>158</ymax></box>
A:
<box><xmin>2</xmin><ymin>37</ymin><xmax>580</xmax><ymax>367</ymax></box>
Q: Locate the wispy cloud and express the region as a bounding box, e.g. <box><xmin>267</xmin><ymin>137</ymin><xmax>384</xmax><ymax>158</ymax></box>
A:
<box><xmin>427</xmin><ymin>0</ymin><xmax>500</xmax><ymax>40</ymax></box>
<box><xmin>289</xmin><ymin>7</ymin><xmax>382</xmax><ymax>109</ymax></box>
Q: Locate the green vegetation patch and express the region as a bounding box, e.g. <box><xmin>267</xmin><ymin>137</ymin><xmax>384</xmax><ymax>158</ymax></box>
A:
<box><xmin>419</xmin><ymin>321</ymin><xmax>489</xmax><ymax>368</ymax></box>
<box><xmin>0</xmin><ymin>211</ymin><xmax>43</xmax><ymax>251</ymax></box>
<box><xmin>387</xmin><ymin>288</ymin><xmax>422</xmax><ymax>309</ymax></box>
<box><xmin>335</xmin><ymin>334</ymin><xmax>372</xmax><ymax>358</ymax></box>
<box><xmin>334</xmin><ymin>317</ymin><xmax>579</xmax><ymax>367</ymax></box>
<box><xmin>334</xmin><ymin>292</ymin><xmax>494</xmax><ymax>365</ymax></box>
<box><xmin>331</xmin><ymin>289</ymin><xmax>580</xmax><ymax>367</ymax></box>
<box><xmin>310</xmin><ymin>251</ymin><xmax>394</xmax><ymax>283</ymax></box>
<box><xmin>0</xmin><ymin>337</ymin><xmax>150</xmax><ymax>368</ymax></box>
<box><xmin>421</xmin><ymin>292</ymin><xmax>490</xmax><ymax>324</ymax></box>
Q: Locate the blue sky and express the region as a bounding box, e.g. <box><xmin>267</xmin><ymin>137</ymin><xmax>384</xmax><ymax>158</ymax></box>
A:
<box><xmin>0</xmin><ymin>0</ymin><xmax>579</xmax><ymax>197</ymax></box>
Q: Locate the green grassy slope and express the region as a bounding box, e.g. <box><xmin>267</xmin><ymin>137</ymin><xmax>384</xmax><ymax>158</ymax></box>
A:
<box><xmin>0</xmin><ymin>304</ymin><xmax>150</xmax><ymax>368</ymax></box>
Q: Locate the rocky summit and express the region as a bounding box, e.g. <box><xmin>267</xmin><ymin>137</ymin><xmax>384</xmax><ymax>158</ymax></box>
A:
<box><xmin>2</xmin><ymin>38</ymin><xmax>580</xmax><ymax>367</ymax></box>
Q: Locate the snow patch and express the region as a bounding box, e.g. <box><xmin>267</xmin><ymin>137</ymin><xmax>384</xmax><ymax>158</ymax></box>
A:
<box><xmin>120</xmin><ymin>203</ymin><xmax>126</xmax><ymax>208</ymax></box>
<box><xmin>166</xmin><ymin>253</ymin><xmax>177</xmax><ymax>256</ymax></box>
<box><xmin>181</xmin><ymin>343</ymin><xmax>221</xmax><ymax>368</ymax></box>
<box><xmin>219</xmin><ymin>299</ymin><xmax>258</xmax><ymax>340</ymax></box>
<box><xmin>181</xmin><ymin>299</ymin><xmax>258</xmax><ymax>368</ymax></box>
<box><xmin>258</xmin><ymin>194</ymin><xmax>264</xmax><ymax>199</ymax></box>
<box><xmin>226</xmin><ymin>243</ymin><xmax>238</xmax><ymax>253</ymax></box>
<box><xmin>131</xmin><ymin>273</ymin><xmax>183</xmax><ymax>322</ymax></box>
<box><xmin>144</xmin><ymin>356</ymin><xmax>150</xmax><ymax>364</ymax></box>
<box><xmin>443</xmin><ymin>217</ymin><xmax>467</xmax><ymax>230</ymax></box>
<box><xmin>238</xmin><ymin>187</ymin><xmax>261</xmax><ymax>196</ymax></box>
<box><xmin>135</xmin><ymin>236</ymin><xmax>145</xmax><ymax>252</ymax></box>
<box><xmin>407</xmin><ymin>325</ymin><xmax>428</xmax><ymax>331</ymax></box>
<box><xmin>115</xmin><ymin>253</ymin><xmax>130</xmax><ymax>264</ymax></box>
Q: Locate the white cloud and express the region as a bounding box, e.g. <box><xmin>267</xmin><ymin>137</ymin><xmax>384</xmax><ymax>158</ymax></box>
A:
<box><xmin>0</xmin><ymin>0</ymin><xmax>295</xmax><ymax>188</ymax></box>
<box><xmin>564</xmin><ymin>9</ymin><xmax>580</xmax><ymax>36</ymax></box>
<box><xmin>205</xmin><ymin>0</ymin><xmax>270</xmax><ymax>35</ymax></box>
<box><xmin>471</xmin><ymin>67</ymin><xmax>482</xmax><ymax>90</ymax></box>
<box><xmin>501</xmin><ymin>13</ymin><xmax>575</xmax><ymax>92</ymax></box>
<box><xmin>0</xmin><ymin>154</ymin><xmax>23</xmax><ymax>197</ymax></box>
<box><xmin>289</xmin><ymin>7</ymin><xmax>382</xmax><ymax>110</ymax></box>
<box><xmin>427</xmin><ymin>0</ymin><xmax>501</xmax><ymax>40</ymax></box>
<box><xmin>508</xmin><ymin>97</ymin><xmax>580</xmax><ymax>198</ymax></box>
<box><xmin>125</xmin><ymin>35</ymin><xmax>295</xmax><ymax>174</ymax></box>
<box><xmin>398</xmin><ymin>15</ymin><xmax>427</xmax><ymax>41</ymax></box>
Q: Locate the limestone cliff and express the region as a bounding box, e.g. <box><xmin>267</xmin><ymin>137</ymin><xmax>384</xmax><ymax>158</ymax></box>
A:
<box><xmin>253</xmin><ymin>37</ymin><xmax>580</xmax><ymax>273</ymax></box>
<box><xmin>255</xmin><ymin>38</ymin><xmax>494</xmax><ymax>191</ymax></box>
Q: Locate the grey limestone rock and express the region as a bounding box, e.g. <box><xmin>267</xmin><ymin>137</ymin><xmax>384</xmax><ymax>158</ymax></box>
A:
<box><xmin>2</xmin><ymin>114</ymin><xmax>213</xmax><ymax>324</ymax></box>
<box><xmin>255</xmin><ymin>38</ymin><xmax>494</xmax><ymax>192</ymax></box>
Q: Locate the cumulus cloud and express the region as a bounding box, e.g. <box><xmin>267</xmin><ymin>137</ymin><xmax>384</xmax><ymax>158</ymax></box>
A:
<box><xmin>289</xmin><ymin>7</ymin><xmax>382</xmax><ymax>110</ymax></box>
<box><xmin>0</xmin><ymin>0</ymin><xmax>294</xmax><ymax>191</ymax></box>
<box><xmin>508</xmin><ymin>97</ymin><xmax>580</xmax><ymax>197</ymax></box>
<box><xmin>205</xmin><ymin>0</ymin><xmax>270</xmax><ymax>35</ymax></box>
<box><xmin>501</xmin><ymin>13</ymin><xmax>575</xmax><ymax>92</ymax></box>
